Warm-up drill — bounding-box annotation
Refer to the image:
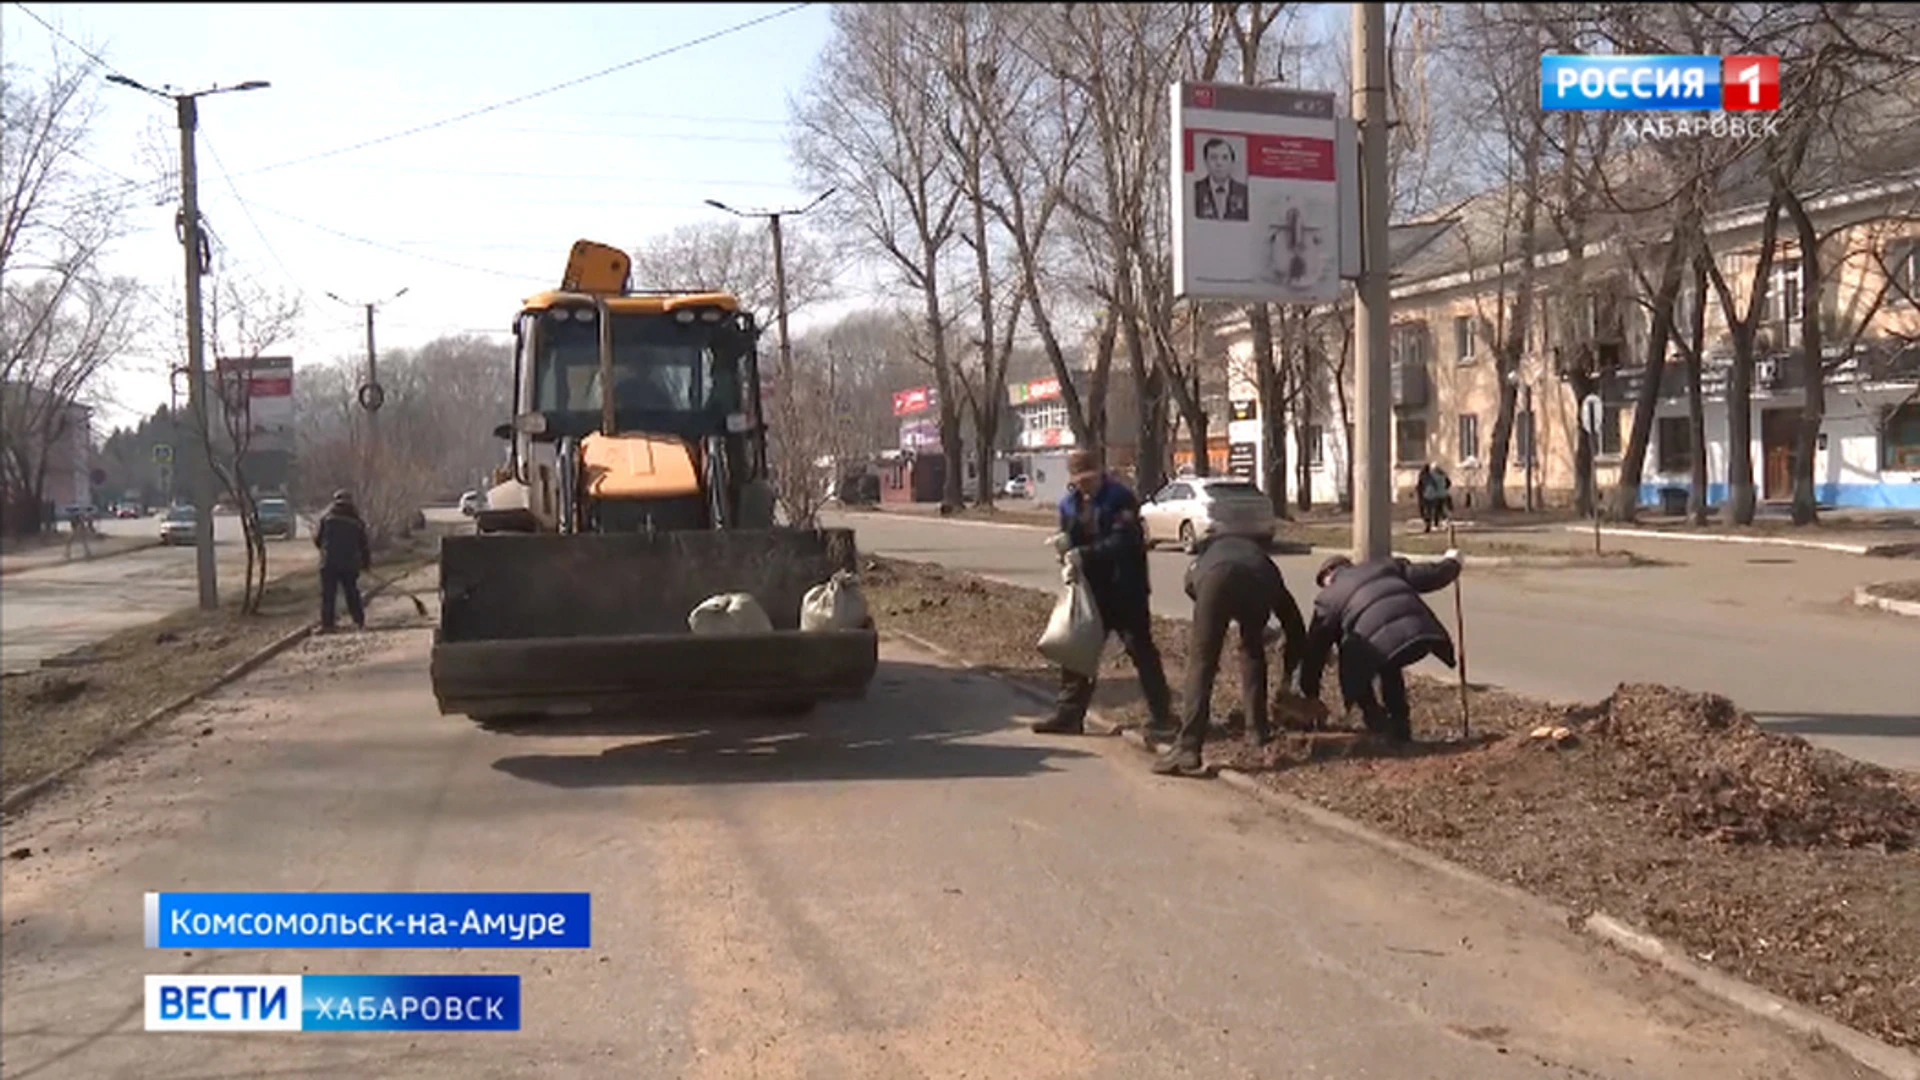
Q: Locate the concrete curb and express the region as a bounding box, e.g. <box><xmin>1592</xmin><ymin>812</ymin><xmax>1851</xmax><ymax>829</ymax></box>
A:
<box><xmin>885</xmin><ymin>627</ymin><xmax>1920</xmax><ymax>1080</ymax></box>
<box><xmin>0</xmin><ymin>537</ymin><xmax>164</xmax><ymax>577</ymax></box>
<box><xmin>1854</xmin><ymin>585</ymin><xmax>1920</xmax><ymax>619</ymax></box>
<box><xmin>0</xmin><ymin>567</ymin><xmax>423</xmax><ymax>818</ymax></box>
<box><xmin>1583</xmin><ymin>913</ymin><xmax>1920</xmax><ymax>1080</ymax></box>
<box><xmin>1563</xmin><ymin>523</ymin><xmax>1874</xmax><ymax>555</ymax></box>
<box><xmin>1387</xmin><ymin>548</ymin><xmax>1645</xmax><ymax>570</ymax></box>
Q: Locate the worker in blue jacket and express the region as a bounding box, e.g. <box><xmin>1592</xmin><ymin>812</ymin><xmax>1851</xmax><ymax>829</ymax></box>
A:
<box><xmin>1032</xmin><ymin>449</ymin><xmax>1175</xmax><ymax>738</ymax></box>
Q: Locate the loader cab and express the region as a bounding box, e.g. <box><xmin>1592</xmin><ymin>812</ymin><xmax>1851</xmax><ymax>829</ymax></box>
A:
<box><xmin>493</xmin><ymin>292</ymin><xmax>769</xmax><ymax>533</ymax></box>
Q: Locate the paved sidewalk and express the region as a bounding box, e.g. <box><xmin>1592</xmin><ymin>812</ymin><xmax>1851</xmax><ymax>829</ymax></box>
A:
<box><xmin>0</xmin><ymin>534</ymin><xmax>159</xmax><ymax>576</ymax></box>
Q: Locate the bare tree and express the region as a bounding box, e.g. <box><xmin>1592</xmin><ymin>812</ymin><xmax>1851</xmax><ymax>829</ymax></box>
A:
<box><xmin>200</xmin><ymin>275</ymin><xmax>301</xmax><ymax>614</ymax></box>
<box><xmin>794</xmin><ymin>3</ymin><xmax>968</xmax><ymax>509</ymax></box>
<box><xmin>629</xmin><ymin>219</ymin><xmax>835</xmax><ymax>321</ymax></box>
<box><xmin>1</xmin><ymin>55</ymin><xmax>140</xmax><ymax>535</ymax></box>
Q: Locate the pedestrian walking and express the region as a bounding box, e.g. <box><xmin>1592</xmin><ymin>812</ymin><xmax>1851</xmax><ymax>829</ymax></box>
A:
<box><xmin>1151</xmin><ymin>528</ymin><xmax>1308</xmax><ymax>778</ymax></box>
<box><xmin>1416</xmin><ymin>464</ymin><xmax>1452</xmax><ymax>533</ymax></box>
<box><xmin>62</xmin><ymin>506</ymin><xmax>95</xmax><ymax>561</ymax></box>
<box><xmin>1032</xmin><ymin>449</ymin><xmax>1176</xmax><ymax>738</ymax></box>
<box><xmin>1297</xmin><ymin>551</ymin><xmax>1464</xmax><ymax>743</ymax></box>
<box><xmin>313</xmin><ymin>490</ymin><xmax>371</xmax><ymax>632</ymax></box>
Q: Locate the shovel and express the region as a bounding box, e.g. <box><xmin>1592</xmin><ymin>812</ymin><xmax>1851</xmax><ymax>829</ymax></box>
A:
<box><xmin>363</xmin><ymin>571</ymin><xmax>429</xmax><ymax>618</ymax></box>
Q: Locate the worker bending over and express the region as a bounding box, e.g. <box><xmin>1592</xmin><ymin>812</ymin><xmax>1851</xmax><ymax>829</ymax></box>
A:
<box><xmin>1298</xmin><ymin>552</ymin><xmax>1463</xmax><ymax>744</ymax></box>
<box><xmin>1153</xmin><ymin>530</ymin><xmax>1307</xmax><ymax>778</ymax></box>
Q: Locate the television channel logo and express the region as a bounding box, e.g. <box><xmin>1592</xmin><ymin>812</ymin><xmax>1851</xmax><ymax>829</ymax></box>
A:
<box><xmin>1541</xmin><ymin>55</ymin><xmax>1779</xmax><ymax>112</ymax></box>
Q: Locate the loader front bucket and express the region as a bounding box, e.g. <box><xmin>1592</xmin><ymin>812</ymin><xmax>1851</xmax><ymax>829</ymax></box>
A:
<box><xmin>431</xmin><ymin>528</ymin><xmax>879</xmax><ymax>720</ymax></box>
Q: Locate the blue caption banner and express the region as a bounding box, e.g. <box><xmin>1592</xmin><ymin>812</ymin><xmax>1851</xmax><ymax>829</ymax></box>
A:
<box><xmin>145</xmin><ymin>892</ymin><xmax>591</xmax><ymax>949</ymax></box>
<box><xmin>1540</xmin><ymin>55</ymin><xmax>1722</xmax><ymax>111</ymax></box>
<box><xmin>145</xmin><ymin>973</ymin><xmax>520</xmax><ymax>1031</ymax></box>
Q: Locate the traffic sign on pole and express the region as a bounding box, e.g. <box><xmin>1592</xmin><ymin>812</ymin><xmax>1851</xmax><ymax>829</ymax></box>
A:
<box><xmin>153</xmin><ymin>443</ymin><xmax>174</xmax><ymax>465</ymax></box>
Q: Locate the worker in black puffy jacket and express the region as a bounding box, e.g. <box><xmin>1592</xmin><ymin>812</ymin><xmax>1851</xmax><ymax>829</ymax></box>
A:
<box><xmin>1298</xmin><ymin>552</ymin><xmax>1463</xmax><ymax>743</ymax></box>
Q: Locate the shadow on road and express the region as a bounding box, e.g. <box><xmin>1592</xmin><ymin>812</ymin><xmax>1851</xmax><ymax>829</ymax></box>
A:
<box><xmin>488</xmin><ymin>660</ymin><xmax>1096</xmax><ymax>789</ymax></box>
<box><xmin>1754</xmin><ymin>712</ymin><xmax>1920</xmax><ymax>739</ymax></box>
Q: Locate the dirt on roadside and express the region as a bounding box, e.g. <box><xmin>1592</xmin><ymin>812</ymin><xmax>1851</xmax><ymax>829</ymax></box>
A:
<box><xmin>860</xmin><ymin>555</ymin><xmax>1920</xmax><ymax>1050</ymax></box>
<box><xmin>0</xmin><ymin>546</ymin><xmax>438</xmax><ymax>805</ymax></box>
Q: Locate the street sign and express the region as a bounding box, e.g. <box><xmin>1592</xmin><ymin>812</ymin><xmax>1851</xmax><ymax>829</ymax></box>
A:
<box><xmin>152</xmin><ymin>443</ymin><xmax>174</xmax><ymax>465</ymax></box>
<box><xmin>1580</xmin><ymin>393</ymin><xmax>1604</xmax><ymax>436</ymax></box>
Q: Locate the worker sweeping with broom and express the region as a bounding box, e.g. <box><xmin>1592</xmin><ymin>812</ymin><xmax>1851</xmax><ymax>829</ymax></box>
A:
<box><xmin>1297</xmin><ymin>550</ymin><xmax>1464</xmax><ymax>744</ymax></box>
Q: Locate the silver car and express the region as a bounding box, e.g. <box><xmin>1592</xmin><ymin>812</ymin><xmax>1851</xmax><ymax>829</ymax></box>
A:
<box><xmin>1140</xmin><ymin>477</ymin><xmax>1276</xmax><ymax>552</ymax></box>
<box><xmin>159</xmin><ymin>505</ymin><xmax>196</xmax><ymax>545</ymax></box>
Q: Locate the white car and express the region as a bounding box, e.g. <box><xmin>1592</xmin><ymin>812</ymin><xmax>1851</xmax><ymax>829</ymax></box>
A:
<box><xmin>1140</xmin><ymin>477</ymin><xmax>1276</xmax><ymax>552</ymax></box>
<box><xmin>458</xmin><ymin>490</ymin><xmax>487</xmax><ymax>516</ymax></box>
<box><xmin>1002</xmin><ymin>475</ymin><xmax>1032</xmax><ymax>499</ymax></box>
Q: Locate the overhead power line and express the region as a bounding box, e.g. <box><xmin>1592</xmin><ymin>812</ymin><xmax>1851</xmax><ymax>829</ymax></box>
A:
<box><xmin>232</xmin><ymin>2</ymin><xmax>812</xmax><ymax>179</ymax></box>
<box><xmin>232</xmin><ymin>196</ymin><xmax>544</xmax><ymax>282</ymax></box>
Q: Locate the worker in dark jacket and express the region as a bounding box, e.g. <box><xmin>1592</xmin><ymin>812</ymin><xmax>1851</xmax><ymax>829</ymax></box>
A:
<box><xmin>1033</xmin><ymin>449</ymin><xmax>1175</xmax><ymax>737</ymax></box>
<box><xmin>313</xmin><ymin>490</ymin><xmax>372</xmax><ymax>632</ymax></box>
<box><xmin>1298</xmin><ymin>551</ymin><xmax>1463</xmax><ymax>743</ymax></box>
<box><xmin>1152</xmin><ymin>529</ymin><xmax>1308</xmax><ymax>777</ymax></box>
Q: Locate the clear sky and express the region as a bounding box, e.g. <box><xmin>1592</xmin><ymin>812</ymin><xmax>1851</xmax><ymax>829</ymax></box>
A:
<box><xmin>9</xmin><ymin>2</ymin><xmax>840</xmax><ymax>431</ymax></box>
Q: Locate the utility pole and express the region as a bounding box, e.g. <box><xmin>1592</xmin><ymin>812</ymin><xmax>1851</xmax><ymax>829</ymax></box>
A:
<box><xmin>326</xmin><ymin>287</ymin><xmax>409</xmax><ymax>456</ymax></box>
<box><xmin>1350</xmin><ymin>3</ymin><xmax>1393</xmax><ymax>562</ymax></box>
<box><xmin>704</xmin><ymin>189</ymin><xmax>837</xmax><ymax>386</ymax></box>
<box><xmin>108</xmin><ymin>74</ymin><xmax>270</xmax><ymax>611</ymax></box>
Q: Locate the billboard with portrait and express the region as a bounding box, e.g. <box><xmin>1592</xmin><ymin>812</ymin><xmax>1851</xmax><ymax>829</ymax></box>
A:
<box><xmin>1170</xmin><ymin>82</ymin><xmax>1350</xmax><ymax>304</ymax></box>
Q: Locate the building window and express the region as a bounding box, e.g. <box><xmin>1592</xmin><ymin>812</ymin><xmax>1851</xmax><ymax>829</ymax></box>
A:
<box><xmin>1768</xmin><ymin>260</ymin><xmax>1803</xmax><ymax>349</ymax></box>
<box><xmin>1453</xmin><ymin>314</ymin><xmax>1476</xmax><ymax>364</ymax></box>
<box><xmin>1883</xmin><ymin>403</ymin><xmax>1920</xmax><ymax>471</ymax></box>
<box><xmin>1395</xmin><ymin>416</ymin><xmax>1428</xmax><ymax>465</ymax></box>
<box><xmin>1599</xmin><ymin>404</ymin><xmax>1623</xmax><ymax>457</ymax></box>
<box><xmin>1391</xmin><ymin>322</ymin><xmax>1428</xmax><ymax>371</ymax></box>
<box><xmin>1515</xmin><ymin>410</ymin><xmax>1536</xmax><ymax>466</ymax></box>
<box><xmin>1657</xmin><ymin>415</ymin><xmax>1693</xmax><ymax>474</ymax></box>
<box><xmin>1887</xmin><ymin>239</ymin><xmax>1920</xmax><ymax>302</ymax></box>
<box><xmin>1457</xmin><ymin>413</ymin><xmax>1479</xmax><ymax>462</ymax></box>
<box><xmin>1304</xmin><ymin>424</ymin><xmax>1325</xmax><ymax>466</ymax></box>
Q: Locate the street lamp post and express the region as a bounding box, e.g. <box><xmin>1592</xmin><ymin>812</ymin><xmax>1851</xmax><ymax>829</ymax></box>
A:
<box><xmin>108</xmin><ymin>73</ymin><xmax>270</xmax><ymax>611</ymax></box>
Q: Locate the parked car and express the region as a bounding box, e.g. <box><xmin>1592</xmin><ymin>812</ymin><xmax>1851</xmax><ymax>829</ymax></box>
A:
<box><xmin>255</xmin><ymin>497</ymin><xmax>295</xmax><ymax>539</ymax></box>
<box><xmin>459</xmin><ymin>490</ymin><xmax>487</xmax><ymax>516</ymax></box>
<box><xmin>113</xmin><ymin>503</ymin><xmax>141</xmax><ymax>519</ymax></box>
<box><xmin>1140</xmin><ymin>477</ymin><xmax>1276</xmax><ymax>552</ymax></box>
<box><xmin>1002</xmin><ymin>475</ymin><xmax>1033</xmax><ymax>500</ymax></box>
<box><xmin>159</xmin><ymin>505</ymin><xmax>196</xmax><ymax>546</ymax></box>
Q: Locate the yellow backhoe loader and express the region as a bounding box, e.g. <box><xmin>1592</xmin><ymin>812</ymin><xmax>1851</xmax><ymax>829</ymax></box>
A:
<box><xmin>429</xmin><ymin>241</ymin><xmax>876</xmax><ymax>720</ymax></box>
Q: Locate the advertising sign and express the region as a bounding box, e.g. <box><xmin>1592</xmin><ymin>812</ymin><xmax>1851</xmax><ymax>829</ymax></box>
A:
<box><xmin>1170</xmin><ymin>82</ymin><xmax>1347</xmax><ymax>304</ymax></box>
<box><xmin>1228</xmin><ymin>442</ymin><xmax>1258</xmax><ymax>479</ymax></box>
<box><xmin>214</xmin><ymin>356</ymin><xmax>294</xmax><ymax>454</ymax></box>
<box><xmin>1008</xmin><ymin>377</ymin><xmax>1063</xmax><ymax>406</ymax></box>
<box><xmin>899</xmin><ymin>417</ymin><xmax>941</xmax><ymax>451</ymax></box>
<box><xmin>892</xmin><ymin>386</ymin><xmax>936</xmax><ymax>417</ymax></box>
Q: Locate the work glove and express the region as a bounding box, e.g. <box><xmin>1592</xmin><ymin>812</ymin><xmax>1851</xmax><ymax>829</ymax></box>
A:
<box><xmin>1047</xmin><ymin>532</ymin><xmax>1074</xmax><ymax>559</ymax></box>
<box><xmin>1062</xmin><ymin>548</ymin><xmax>1085</xmax><ymax>582</ymax></box>
<box><xmin>1443</xmin><ymin>548</ymin><xmax>1460</xmax><ymax>562</ymax></box>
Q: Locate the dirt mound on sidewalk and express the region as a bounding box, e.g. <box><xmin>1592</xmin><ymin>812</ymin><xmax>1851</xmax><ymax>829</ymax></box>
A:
<box><xmin>1577</xmin><ymin>684</ymin><xmax>1920</xmax><ymax>851</ymax></box>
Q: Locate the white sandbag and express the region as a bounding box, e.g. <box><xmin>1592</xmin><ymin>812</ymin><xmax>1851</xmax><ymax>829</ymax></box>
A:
<box><xmin>687</xmin><ymin>592</ymin><xmax>774</xmax><ymax>635</ymax></box>
<box><xmin>800</xmin><ymin>570</ymin><xmax>870</xmax><ymax>632</ymax></box>
<box><xmin>1036</xmin><ymin>576</ymin><xmax>1104</xmax><ymax>677</ymax></box>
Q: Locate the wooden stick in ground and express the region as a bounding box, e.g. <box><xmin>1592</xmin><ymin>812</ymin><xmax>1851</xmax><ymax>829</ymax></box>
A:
<box><xmin>1447</xmin><ymin>523</ymin><xmax>1470</xmax><ymax>741</ymax></box>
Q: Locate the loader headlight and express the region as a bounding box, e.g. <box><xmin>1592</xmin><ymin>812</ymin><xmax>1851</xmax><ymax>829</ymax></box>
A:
<box><xmin>698</xmin><ymin>308</ymin><xmax>723</xmax><ymax>323</ymax></box>
<box><xmin>572</xmin><ymin>307</ymin><xmax>596</xmax><ymax>322</ymax></box>
<box><xmin>674</xmin><ymin>310</ymin><xmax>697</xmax><ymax>324</ymax></box>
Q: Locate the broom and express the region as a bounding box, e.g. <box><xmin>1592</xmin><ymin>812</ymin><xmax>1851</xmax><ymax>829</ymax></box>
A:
<box><xmin>1447</xmin><ymin>522</ymin><xmax>1470</xmax><ymax>741</ymax></box>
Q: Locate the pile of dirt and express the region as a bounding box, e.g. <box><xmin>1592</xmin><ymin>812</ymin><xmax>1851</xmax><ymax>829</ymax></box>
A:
<box><xmin>1576</xmin><ymin>684</ymin><xmax>1920</xmax><ymax>851</ymax></box>
<box><xmin>862</xmin><ymin>555</ymin><xmax>1920</xmax><ymax>1049</ymax></box>
<box><xmin>1868</xmin><ymin>578</ymin><xmax>1920</xmax><ymax>602</ymax></box>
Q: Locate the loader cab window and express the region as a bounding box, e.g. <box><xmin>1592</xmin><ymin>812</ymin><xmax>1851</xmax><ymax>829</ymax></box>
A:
<box><xmin>530</xmin><ymin>308</ymin><xmax>744</xmax><ymax>426</ymax></box>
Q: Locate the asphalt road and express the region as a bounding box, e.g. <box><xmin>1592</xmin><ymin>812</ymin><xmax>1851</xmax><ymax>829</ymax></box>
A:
<box><xmin>825</xmin><ymin>510</ymin><xmax>1920</xmax><ymax>773</ymax></box>
<box><xmin>0</xmin><ymin>584</ymin><xmax>1870</xmax><ymax>1079</ymax></box>
<box><xmin>0</xmin><ymin>514</ymin><xmax>317</xmax><ymax>675</ymax></box>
